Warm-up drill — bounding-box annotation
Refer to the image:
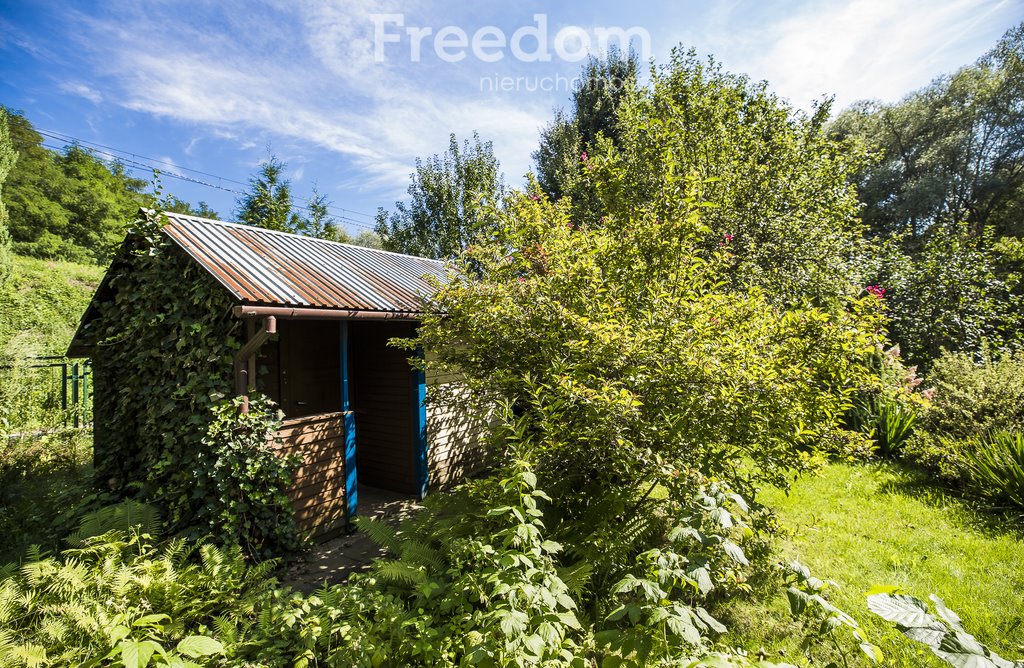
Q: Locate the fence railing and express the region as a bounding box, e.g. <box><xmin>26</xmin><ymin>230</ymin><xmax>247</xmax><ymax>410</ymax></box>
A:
<box><xmin>0</xmin><ymin>356</ymin><xmax>92</xmax><ymax>432</ymax></box>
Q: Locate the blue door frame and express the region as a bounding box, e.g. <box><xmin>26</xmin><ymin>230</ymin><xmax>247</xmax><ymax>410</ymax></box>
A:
<box><xmin>412</xmin><ymin>347</ymin><xmax>428</xmax><ymax>500</ymax></box>
<box><xmin>341</xmin><ymin>320</ymin><xmax>358</xmax><ymax>520</ymax></box>
<box><xmin>342</xmin><ymin>322</ymin><xmax>429</xmax><ymax>521</ymax></box>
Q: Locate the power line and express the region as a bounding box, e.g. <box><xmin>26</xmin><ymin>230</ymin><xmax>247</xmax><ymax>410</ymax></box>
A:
<box><xmin>34</xmin><ymin>128</ymin><xmax>381</xmax><ymax>229</ymax></box>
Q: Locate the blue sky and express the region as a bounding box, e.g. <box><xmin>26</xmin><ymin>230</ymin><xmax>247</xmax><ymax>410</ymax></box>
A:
<box><xmin>2</xmin><ymin>0</ymin><xmax>1021</xmax><ymax>235</ymax></box>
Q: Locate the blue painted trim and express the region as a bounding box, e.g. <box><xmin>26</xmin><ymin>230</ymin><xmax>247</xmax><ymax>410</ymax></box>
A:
<box><xmin>413</xmin><ymin>347</ymin><xmax>428</xmax><ymax>499</ymax></box>
<box><xmin>342</xmin><ymin>320</ymin><xmax>358</xmax><ymax>519</ymax></box>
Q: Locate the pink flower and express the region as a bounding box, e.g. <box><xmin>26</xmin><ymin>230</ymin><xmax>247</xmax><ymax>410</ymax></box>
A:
<box><xmin>517</xmin><ymin>277</ymin><xmax>525</xmax><ymax>283</ymax></box>
<box><xmin>724</xmin><ymin>233</ymin><xmax>734</xmax><ymax>243</ymax></box>
<box><xmin>580</xmin><ymin>151</ymin><xmax>588</xmax><ymax>161</ymax></box>
<box><xmin>921</xmin><ymin>387</ymin><xmax>937</xmax><ymax>401</ymax></box>
<box><xmin>528</xmin><ymin>194</ymin><xmax>540</xmax><ymax>201</ymax></box>
<box><xmin>866</xmin><ymin>285</ymin><xmax>886</xmax><ymax>298</ymax></box>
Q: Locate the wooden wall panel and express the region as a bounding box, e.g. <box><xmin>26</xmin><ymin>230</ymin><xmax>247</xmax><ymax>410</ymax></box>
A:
<box><xmin>424</xmin><ymin>360</ymin><xmax>493</xmax><ymax>488</ymax></box>
<box><xmin>275</xmin><ymin>411</ymin><xmax>348</xmax><ymax>538</ymax></box>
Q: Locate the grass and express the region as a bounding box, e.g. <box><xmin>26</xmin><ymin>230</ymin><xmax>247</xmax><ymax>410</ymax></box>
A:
<box><xmin>722</xmin><ymin>461</ymin><xmax>1024</xmax><ymax>666</ymax></box>
<box><xmin>0</xmin><ymin>253</ymin><xmax>103</xmax><ymax>357</ymax></box>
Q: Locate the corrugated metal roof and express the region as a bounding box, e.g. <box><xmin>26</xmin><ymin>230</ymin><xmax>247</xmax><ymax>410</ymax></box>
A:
<box><xmin>160</xmin><ymin>212</ymin><xmax>446</xmax><ymax>313</ymax></box>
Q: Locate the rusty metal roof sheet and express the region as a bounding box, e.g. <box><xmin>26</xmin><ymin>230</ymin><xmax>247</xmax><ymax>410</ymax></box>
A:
<box><xmin>159</xmin><ymin>212</ymin><xmax>446</xmax><ymax>313</ymax></box>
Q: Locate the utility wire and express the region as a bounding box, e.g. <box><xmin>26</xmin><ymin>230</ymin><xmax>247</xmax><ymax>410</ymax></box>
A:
<box><xmin>34</xmin><ymin>128</ymin><xmax>381</xmax><ymax>229</ymax></box>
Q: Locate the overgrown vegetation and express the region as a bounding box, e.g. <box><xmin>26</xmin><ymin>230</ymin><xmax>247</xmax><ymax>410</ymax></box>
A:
<box><xmin>726</xmin><ymin>462</ymin><xmax>1024</xmax><ymax>666</ymax></box>
<box><xmin>79</xmin><ymin>211</ymin><xmax>299</xmax><ymax>556</ymax></box>
<box><xmin>831</xmin><ymin>25</ymin><xmax>1024</xmax><ymax>365</ymax></box>
<box><xmin>3</xmin><ymin>20</ymin><xmax>1024</xmax><ymax>668</ymax></box>
<box><xmin>903</xmin><ymin>348</ymin><xmax>1024</xmax><ymax>493</ymax></box>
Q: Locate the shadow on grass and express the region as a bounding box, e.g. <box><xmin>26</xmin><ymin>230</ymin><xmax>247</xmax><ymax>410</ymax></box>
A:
<box><xmin>873</xmin><ymin>459</ymin><xmax>1024</xmax><ymax>541</ymax></box>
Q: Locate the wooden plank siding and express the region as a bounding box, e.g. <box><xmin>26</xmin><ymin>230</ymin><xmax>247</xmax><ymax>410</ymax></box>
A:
<box><xmin>274</xmin><ymin>412</ymin><xmax>348</xmax><ymax>538</ymax></box>
<box><xmin>424</xmin><ymin>360</ymin><xmax>493</xmax><ymax>488</ymax></box>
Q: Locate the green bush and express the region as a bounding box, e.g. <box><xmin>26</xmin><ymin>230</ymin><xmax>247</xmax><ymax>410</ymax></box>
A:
<box><xmin>156</xmin><ymin>395</ymin><xmax>302</xmax><ymax>557</ymax></box>
<box><xmin>849</xmin><ymin>393</ymin><xmax>918</xmax><ymax>458</ymax></box>
<box><xmin>904</xmin><ymin>348</ymin><xmax>1024</xmax><ymax>484</ymax></box>
<box><xmin>965</xmin><ymin>430</ymin><xmax>1024</xmax><ymax>511</ymax></box>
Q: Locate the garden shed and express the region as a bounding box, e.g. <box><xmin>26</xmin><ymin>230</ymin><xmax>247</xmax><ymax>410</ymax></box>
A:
<box><xmin>67</xmin><ymin>211</ymin><xmax>486</xmax><ymax>539</ymax></box>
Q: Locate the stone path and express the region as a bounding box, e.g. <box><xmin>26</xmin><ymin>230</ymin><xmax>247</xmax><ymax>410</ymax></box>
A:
<box><xmin>282</xmin><ymin>485</ymin><xmax>422</xmax><ymax>593</ymax></box>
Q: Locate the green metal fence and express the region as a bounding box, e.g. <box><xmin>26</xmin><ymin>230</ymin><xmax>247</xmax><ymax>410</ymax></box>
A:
<box><xmin>0</xmin><ymin>356</ymin><xmax>92</xmax><ymax>431</ymax></box>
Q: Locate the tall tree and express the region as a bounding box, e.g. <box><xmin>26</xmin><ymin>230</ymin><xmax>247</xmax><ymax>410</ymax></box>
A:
<box><xmin>303</xmin><ymin>185</ymin><xmax>336</xmax><ymax>240</ymax></box>
<box><xmin>235</xmin><ymin>154</ymin><xmax>303</xmax><ymax>233</ymax></box>
<box><xmin>0</xmin><ymin>111</ymin><xmax>15</xmax><ymax>284</ymax></box>
<box><xmin>4</xmin><ymin>110</ymin><xmax>150</xmax><ymax>263</ymax></box>
<box><xmin>375</xmin><ymin>133</ymin><xmax>505</xmax><ymax>259</ymax></box>
<box><xmin>161</xmin><ymin>194</ymin><xmax>219</xmax><ymax>220</ymax></box>
<box><xmin>533</xmin><ymin>50</ymin><xmax>639</xmax><ymax>223</ymax></box>
<box><xmin>588</xmin><ymin>48</ymin><xmax>869</xmax><ymax>307</ymax></box>
<box><xmin>831</xmin><ymin>23</ymin><xmax>1024</xmax><ymax>240</ymax></box>
<box><xmin>830</xmin><ymin>23</ymin><xmax>1024</xmax><ymax>364</ymax></box>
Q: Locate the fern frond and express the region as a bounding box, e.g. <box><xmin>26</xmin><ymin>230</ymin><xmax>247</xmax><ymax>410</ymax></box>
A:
<box><xmin>67</xmin><ymin>500</ymin><xmax>162</xmax><ymax>546</ymax></box>
<box><xmin>372</xmin><ymin>560</ymin><xmax>426</xmax><ymax>587</ymax></box>
<box><xmin>355</xmin><ymin>518</ymin><xmax>401</xmax><ymax>554</ymax></box>
<box><xmin>398</xmin><ymin>541</ymin><xmax>445</xmax><ymax>574</ymax></box>
<box><xmin>556</xmin><ymin>561</ymin><xmax>593</xmax><ymax>596</ymax></box>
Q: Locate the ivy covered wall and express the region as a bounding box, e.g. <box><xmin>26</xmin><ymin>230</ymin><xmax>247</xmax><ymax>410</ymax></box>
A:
<box><xmin>86</xmin><ymin>212</ymin><xmax>299</xmax><ymax>555</ymax></box>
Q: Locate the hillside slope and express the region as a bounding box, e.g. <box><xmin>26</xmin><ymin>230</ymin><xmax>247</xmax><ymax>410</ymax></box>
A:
<box><xmin>0</xmin><ymin>254</ymin><xmax>103</xmax><ymax>358</ymax></box>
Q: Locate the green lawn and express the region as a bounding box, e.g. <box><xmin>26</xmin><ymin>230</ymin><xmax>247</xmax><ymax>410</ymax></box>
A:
<box><xmin>722</xmin><ymin>462</ymin><xmax>1024</xmax><ymax>666</ymax></box>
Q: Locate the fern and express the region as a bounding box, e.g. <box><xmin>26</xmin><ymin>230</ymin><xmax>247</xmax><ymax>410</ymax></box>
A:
<box><xmin>398</xmin><ymin>541</ymin><xmax>446</xmax><ymax>574</ymax></box>
<box><xmin>372</xmin><ymin>561</ymin><xmax>427</xmax><ymax>587</ymax></box>
<box><xmin>355</xmin><ymin>517</ymin><xmax>402</xmax><ymax>554</ymax></box>
<box><xmin>556</xmin><ymin>561</ymin><xmax>594</xmax><ymax>597</ymax></box>
<box><xmin>67</xmin><ymin>500</ymin><xmax>162</xmax><ymax>546</ymax></box>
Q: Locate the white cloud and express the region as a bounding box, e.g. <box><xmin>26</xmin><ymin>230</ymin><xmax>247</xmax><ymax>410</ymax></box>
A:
<box><xmin>59</xmin><ymin>81</ymin><xmax>103</xmax><ymax>103</ymax></box>
<box><xmin>711</xmin><ymin>0</ymin><xmax>1022</xmax><ymax>111</ymax></box>
<box><xmin>69</xmin><ymin>0</ymin><xmax>547</xmax><ymax>196</ymax></box>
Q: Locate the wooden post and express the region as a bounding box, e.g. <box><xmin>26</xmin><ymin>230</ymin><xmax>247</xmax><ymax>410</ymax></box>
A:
<box><xmin>71</xmin><ymin>363</ymin><xmax>80</xmax><ymax>429</ymax></box>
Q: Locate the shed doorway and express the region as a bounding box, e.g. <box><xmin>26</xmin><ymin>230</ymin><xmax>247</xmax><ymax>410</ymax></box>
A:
<box><xmin>348</xmin><ymin>320</ymin><xmax>423</xmax><ymax>497</ymax></box>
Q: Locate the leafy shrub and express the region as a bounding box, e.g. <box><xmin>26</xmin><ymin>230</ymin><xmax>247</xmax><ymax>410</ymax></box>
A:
<box><xmin>867</xmin><ymin>590</ymin><xmax>1022</xmax><ymax>667</ymax></box>
<box><xmin>0</xmin><ymin>529</ymin><xmax>277</xmax><ymax>667</ymax></box>
<box><xmin>411</xmin><ymin>179</ymin><xmax>884</xmax><ymax>510</ymax></box>
<box><xmin>849</xmin><ymin>393</ymin><xmax>918</xmax><ymax>458</ymax></box>
<box><xmin>844</xmin><ymin>344</ymin><xmax>929</xmax><ymax>459</ymax></box>
<box><xmin>782</xmin><ymin>561</ymin><xmax>881</xmax><ymax>665</ymax></box>
<box><xmin>156</xmin><ymin>394</ymin><xmax>302</xmax><ymax>557</ymax></box>
<box><xmin>905</xmin><ymin>348</ymin><xmax>1024</xmax><ymax>484</ymax></box>
<box><xmin>964</xmin><ymin>430</ymin><xmax>1024</xmax><ymax>511</ymax></box>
